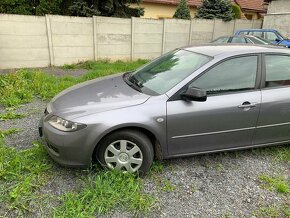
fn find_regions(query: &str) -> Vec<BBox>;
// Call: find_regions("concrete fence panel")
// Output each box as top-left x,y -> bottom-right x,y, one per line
0,14 -> 50,69
213,20 -> 235,39
234,20 -> 254,32
133,18 -> 163,60
164,19 -> 191,53
95,16 -> 131,60
49,15 -> 94,66
190,19 -> 215,45
0,14 -> 263,69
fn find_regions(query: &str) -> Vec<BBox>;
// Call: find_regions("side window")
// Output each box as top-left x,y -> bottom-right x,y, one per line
250,31 -> 263,37
190,56 -> 258,94
265,55 -> 290,87
231,37 -> 246,43
265,32 -> 279,41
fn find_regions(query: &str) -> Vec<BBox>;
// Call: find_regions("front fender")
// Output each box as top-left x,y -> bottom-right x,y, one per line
74,96 -> 168,159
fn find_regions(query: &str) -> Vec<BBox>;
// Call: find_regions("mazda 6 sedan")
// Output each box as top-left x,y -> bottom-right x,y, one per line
39,45 -> 290,175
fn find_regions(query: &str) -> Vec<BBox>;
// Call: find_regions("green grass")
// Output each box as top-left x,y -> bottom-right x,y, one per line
0,59 -> 156,216
149,161 -> 164,175
0,139 -> 155,216
253,146 -> 290,164
0,141 -> 52,211
0,59 -> 148,107
0,111 -> 26,121
54,170 -> 155,217
254,203 -> 290,218
0,128 -> 21,139
259,174 -> 290,195
161,180 -> 175,192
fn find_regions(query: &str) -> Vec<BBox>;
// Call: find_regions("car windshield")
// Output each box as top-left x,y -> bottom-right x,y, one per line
125,50 -> 212,95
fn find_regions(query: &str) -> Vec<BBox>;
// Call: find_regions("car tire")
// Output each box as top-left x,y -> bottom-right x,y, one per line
97,130 -> 154,176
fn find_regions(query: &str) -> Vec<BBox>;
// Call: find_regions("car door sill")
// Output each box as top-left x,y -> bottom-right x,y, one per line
166,139 -> 290,159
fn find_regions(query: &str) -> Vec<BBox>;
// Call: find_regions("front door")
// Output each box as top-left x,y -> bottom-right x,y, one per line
167,55 -> 261,156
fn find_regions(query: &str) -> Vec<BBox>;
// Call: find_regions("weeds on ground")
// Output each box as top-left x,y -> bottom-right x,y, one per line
54,170 -> 155,217
161,180 -> 175,192
0,128 -> 21,139
259,174 -> 290,195
254,203 -> 290,218
62,59 -> 147,71
253,146 -> 290,164
0,60 -> 148,107
0,112 -> 26,121
0,141 -> 52,212
149,161 -> 164,175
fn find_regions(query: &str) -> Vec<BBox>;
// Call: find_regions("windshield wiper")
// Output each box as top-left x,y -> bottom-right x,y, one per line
123,72 -> 142,92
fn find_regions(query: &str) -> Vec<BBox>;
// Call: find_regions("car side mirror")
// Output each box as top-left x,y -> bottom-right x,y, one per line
275,38 -> 281,42
180,87 -> 207,102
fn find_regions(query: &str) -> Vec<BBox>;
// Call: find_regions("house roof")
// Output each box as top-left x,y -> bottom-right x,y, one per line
142,0 -> 202,7
234,0 -> 266,12
142,0 -> 267,12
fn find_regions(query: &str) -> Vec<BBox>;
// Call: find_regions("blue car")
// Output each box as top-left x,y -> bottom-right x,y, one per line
235,29 -> 290,48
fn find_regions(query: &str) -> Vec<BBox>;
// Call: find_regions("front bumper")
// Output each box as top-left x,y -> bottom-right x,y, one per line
39,115 -> 93,168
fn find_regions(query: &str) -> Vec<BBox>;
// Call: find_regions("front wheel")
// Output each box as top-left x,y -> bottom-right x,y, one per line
96,130 -> 154,175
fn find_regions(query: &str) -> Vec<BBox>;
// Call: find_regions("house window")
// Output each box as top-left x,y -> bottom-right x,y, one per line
245,14 -> 253,20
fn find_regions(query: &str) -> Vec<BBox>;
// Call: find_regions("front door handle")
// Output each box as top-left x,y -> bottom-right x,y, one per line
238,101 -> 257,109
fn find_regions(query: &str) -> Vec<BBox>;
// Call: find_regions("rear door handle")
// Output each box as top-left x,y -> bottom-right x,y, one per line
238,101 -> 257,109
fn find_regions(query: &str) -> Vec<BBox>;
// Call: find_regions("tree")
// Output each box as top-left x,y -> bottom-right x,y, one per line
0,0 -> 144,18
36,0 -> 63,16
0,0 -> 33,15
63,0 -> 144,18
196,0 -> 234,22
173,0 -> 191,20
232,3 -> 241,19
68,0 -> 99,17
0,0 -> 63,16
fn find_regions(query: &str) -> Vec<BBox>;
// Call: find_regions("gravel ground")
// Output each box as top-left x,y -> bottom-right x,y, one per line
1,69 -> 289,217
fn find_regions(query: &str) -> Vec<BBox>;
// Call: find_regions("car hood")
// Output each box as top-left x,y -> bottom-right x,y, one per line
49,74 -> 150,120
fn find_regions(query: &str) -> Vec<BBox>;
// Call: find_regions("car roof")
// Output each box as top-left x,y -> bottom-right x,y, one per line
236,29 -> 277,32
217,35 -> 258,38
184,44 -> 290,57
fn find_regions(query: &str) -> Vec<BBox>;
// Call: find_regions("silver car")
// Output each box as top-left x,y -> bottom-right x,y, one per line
39,45 -> 290,175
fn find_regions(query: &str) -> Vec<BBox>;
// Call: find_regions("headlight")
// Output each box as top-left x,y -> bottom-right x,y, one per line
48,116 -> 87,132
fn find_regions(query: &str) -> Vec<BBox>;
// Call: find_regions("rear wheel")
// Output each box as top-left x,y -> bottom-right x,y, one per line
97,130 -> 154,175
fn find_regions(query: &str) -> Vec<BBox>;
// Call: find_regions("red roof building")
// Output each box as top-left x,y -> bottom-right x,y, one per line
137,0 -> 267,19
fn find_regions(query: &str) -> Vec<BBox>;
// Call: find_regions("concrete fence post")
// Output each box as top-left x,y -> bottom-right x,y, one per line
131,17 -> 135,61
188,19 -> 193,46
93,16 -> 98,61
233,19 -> 237,34
45,15 -> 54,66
161,19 -> 166,55
211,19 -> 216,40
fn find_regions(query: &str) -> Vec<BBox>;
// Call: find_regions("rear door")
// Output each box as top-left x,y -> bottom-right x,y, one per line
254,54 -> 290,144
